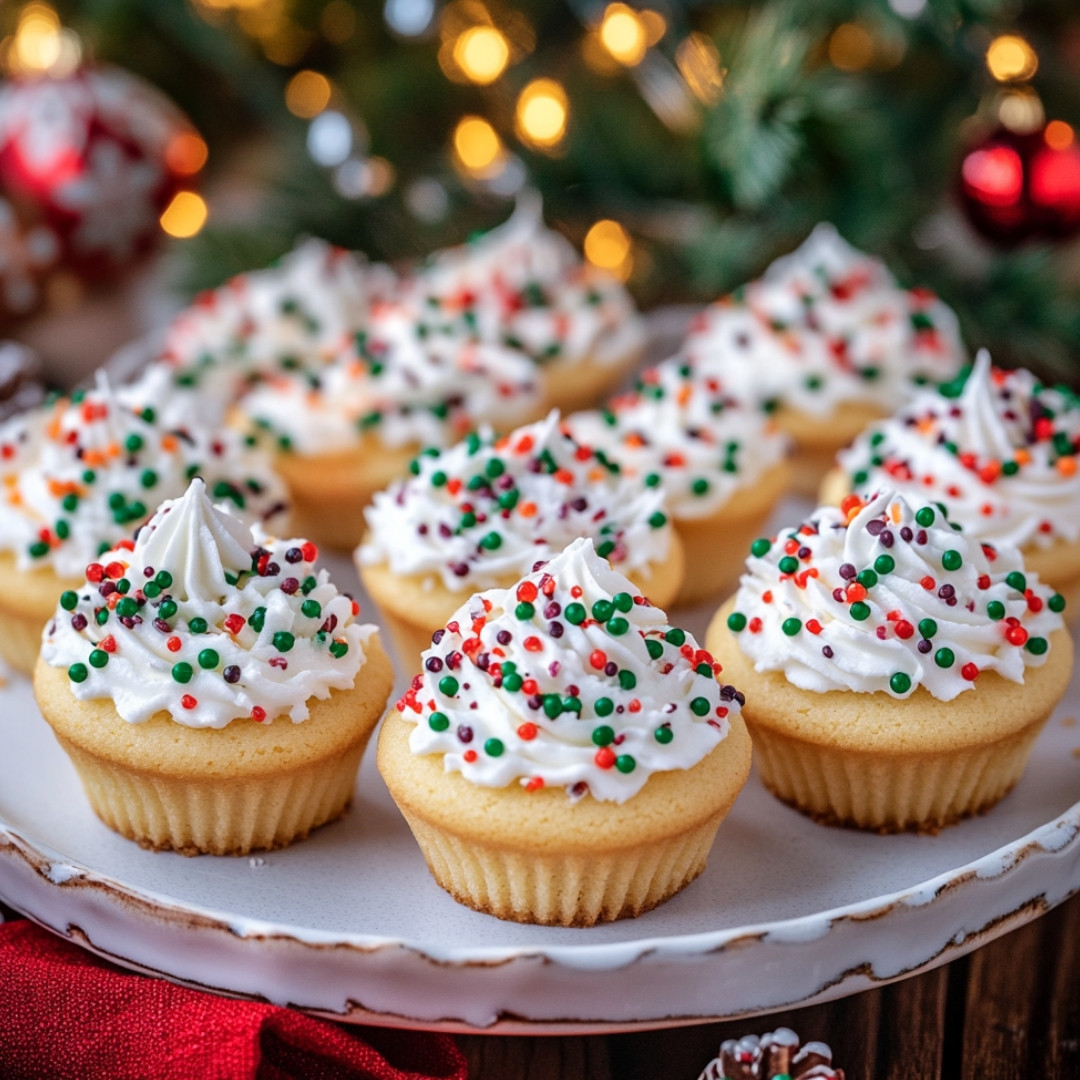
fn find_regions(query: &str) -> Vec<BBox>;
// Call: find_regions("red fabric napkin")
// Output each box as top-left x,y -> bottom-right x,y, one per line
0,919 -> 468,1080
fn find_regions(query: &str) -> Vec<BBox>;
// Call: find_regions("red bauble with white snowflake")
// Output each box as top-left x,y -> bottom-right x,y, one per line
0,64 -> 200,282
959,123 -> 1080,246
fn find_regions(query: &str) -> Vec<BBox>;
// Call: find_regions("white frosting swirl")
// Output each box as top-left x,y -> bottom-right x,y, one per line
359,411 -> 673,590
683,223 -> 966,418
0,373 -> 287,577
238,302 -> 541,455
836,351 -> 1080,550
728,489 -> 1065,701
398,537 -> 736,802
406,192 -> 646,369
40,479 -> 375,729
564,354 -> 788,519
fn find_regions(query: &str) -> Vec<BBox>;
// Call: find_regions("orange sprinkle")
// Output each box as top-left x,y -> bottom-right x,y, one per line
519,501 -> 537,518
625,433 -> 646,448
83,450 -> 104,467
160,434 -> 178,452
676,385 -> 692,406
1058,456 -> 1077,476
1014,448 -> 1031,465
890,502 -> 902,524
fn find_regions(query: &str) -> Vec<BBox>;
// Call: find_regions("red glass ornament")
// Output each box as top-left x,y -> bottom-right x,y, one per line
959,123 -> 1080,245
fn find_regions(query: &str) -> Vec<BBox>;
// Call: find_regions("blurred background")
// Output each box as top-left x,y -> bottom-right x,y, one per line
0,0 -> 1078,381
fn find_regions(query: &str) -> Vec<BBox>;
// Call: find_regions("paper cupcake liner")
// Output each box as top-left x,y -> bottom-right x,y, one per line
55,731 -> 370,855
747,714 -> 1049,834
398,806 -> 724,927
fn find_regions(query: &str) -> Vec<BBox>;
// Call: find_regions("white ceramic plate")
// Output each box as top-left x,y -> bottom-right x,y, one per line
3,543 -> 1080,1034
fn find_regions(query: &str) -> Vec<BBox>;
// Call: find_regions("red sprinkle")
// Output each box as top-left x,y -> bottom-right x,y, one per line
100,635 -> 117,653
920,576 -> 935,591
224,614 -> 245,634
105,561 -> 125,580
463,749 -> 478,763
517,722 -> 538,740
628,699 -> 641,713
166,636 -> 181,652
522,678 -> 539,695
516,581 -> 538,603
845,583 -> 867,603
895,620 -> 914,639
594,747 -> 616,769
524,777 -> 544,792
570,585 -> 583,598
590,650 -> 607,669
300,541 -> 318,562
251,706 -> 267,722
86,563 -> 105,583
961,663 -> 979,681
1006,625 -> 1029,646
523,636 -> 542,652
181,695 -> 197,710
748,617 -> 762,633
806,619 -> 822,635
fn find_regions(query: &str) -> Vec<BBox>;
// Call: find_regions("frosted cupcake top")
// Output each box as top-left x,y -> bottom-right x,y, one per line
835,351 -> 1080,551
359,411 -> 674,591
683,224 -> 965,418
406,193 -> 646,370
398,538 -> 738,803
40,479 -> 376,729
0,374 -> 287,578
564,355 -> 787,520
238,303 -> 542,456
140,238 -> 398,419
726,489 -> 1065,701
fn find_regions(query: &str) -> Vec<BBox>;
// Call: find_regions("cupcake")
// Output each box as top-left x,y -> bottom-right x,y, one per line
357,411 -> 683,663
683,223 -> 966,494
0,374 -> 287,674
235,301 -> 544,550
706,489 -> 1072,832
128,237 -> 398,429
378,537 -> 752,926
823,351 -> 1080,611
699,1028 -> 845,1080
406,193 -> 646,414
566,354 -> 790,605
34,479 -> 392,856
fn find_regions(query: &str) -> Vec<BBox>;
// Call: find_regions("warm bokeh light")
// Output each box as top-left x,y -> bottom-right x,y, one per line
986,35 -> 1038,82
676,32 -> 724,105
998,89 -> 1045,134
9,3 -> 81,76
515,79 -> 568,148
584,219 -> 633,281
160,192 -> 209,239
640,10 -> 666,47
599,3 -> 647,67
453,25 -> 509,84
453,115 -> 503,175
165,132 -> 209,176
961,147 -> 1024,207
285,70 -> 332,118
1045,120 -> 1075,151
828,23 -> 875,72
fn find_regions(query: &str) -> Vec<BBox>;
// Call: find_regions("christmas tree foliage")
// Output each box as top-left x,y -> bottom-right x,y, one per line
20,0 -> 1080,377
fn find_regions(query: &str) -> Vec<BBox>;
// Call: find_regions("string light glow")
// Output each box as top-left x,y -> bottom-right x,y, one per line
165,132 -> 209,176
584,219 -> 633,281
285,70 -> 332,118
676,32 -> 724,105
1046,121 -> 1076,151
599,4 -> 647,67
453,25 -> 510,84
160,192 -> 208,239
987,35 -> 1038,83
7,3 -> 81,76
998,88 -> 1045,134
515,79 -> 568,148
828,23 -> 875,72
453,115 -> 504,176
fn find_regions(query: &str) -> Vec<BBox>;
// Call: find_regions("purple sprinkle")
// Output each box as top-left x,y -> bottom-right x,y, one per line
70,614 -> 87,631
616,704 -> 625,714
496,629 -> 512,645
571,781 -> 588,798
457,725 -> 473,743
879,530 -> 894,548
154,618 -> 171,633
451,562 -> 470,577
570,497 -> 588,512
269,656 -> 287,669
832,588 -> 846,602
548,660 -> 561,677
476,653 -> 490,670
798,546 -> 812,559
916,530 -> 928,545
900,527 -> 913,541
544,601 -> 561,618
665,703 -> 677,713
918,639 -> 932,653
946,596 -> 958,606
604,661 -> 618,676
532,560 -> 547,572
876,626 -> 887,639
119,616 -> 136,629
98,581 -> 116,598
438,523 -> 452,539
281,577 -> 299,595
548,621 -> 564,638
432,629 -> 445,645
866,519 -> 885,536
425,657 -> 444,672
446,652 -> 461,670
822,645 -> 834,658
143,566 -> 155,578
527,694 -> 543,711
417,523 -> 429,535
263,561 -> 280,577
839,563 -> 857,580
285,547 -> 303,563
938,584 -> 955,599
223,665 -> 241,683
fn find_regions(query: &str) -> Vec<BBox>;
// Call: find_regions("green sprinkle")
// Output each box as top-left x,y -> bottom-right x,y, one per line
691,478 -> 709,496
648,511 -> 667,528
158,599 -> 178,620
942,550 -> 963,572
439,675 -> 459,696
82,469 -> 96,484
301,576 -> 317,595
329,640 -> 348,658
607,616 -> 629,635
1050,593 -> 1067,613
497,489 -> 519,511
850,601 -> 871,621
615,754 -> 636,774
115,578 -> 130,595
115,597 -> 138,619
874,555 -> 895,575
646,639 -> 664,660
502,672 -> 523,692
565,603 -> 586,625
428,712 -> 449,732
1002,460 -> 1020,476
915,507 -> 936,527
61,493 -> 79,512
431,470 -> 447,487
934,647 -> 955,669
198,649 -> 219,670
781,618 -> 802,636
562,696 -> 582,714
28,541 -> 49,559
778,556 -> 799,575
618,670 -> 637,690
690,697 -> 711,716
644,472 -> 662,488
543,694 -> 563,719
68,663 -> 88,683
1006,571 -> 1027,593
890,672 -> 912,695
172,662 -> 193,684
124,433 -> 144,453
654,726 -> 673,744
60,590 -> 78,611
89,649 -> 108,669
95,608 -> 109,626
479,531 -> 502,551
1026,637 -> 1049,655
987,600 -> 1006,620
485,457 -> 505,478
249,607 -> 266,632
155,570 -> 173,588
515,601 -> 535,620
665,628 -> 686,646
751,538 -> 770,557
596,540 -> 616,559
594,697 -> 614,717
592,599 -> 614,622
918,618 -> 938,638
856,569 -> 878,589
592,725 -> 615,746
143,581 -> 161,599
613,592 -> 633,613
484,738 -> 504,757
189,617 -> 208,634
727,612 -> 747,632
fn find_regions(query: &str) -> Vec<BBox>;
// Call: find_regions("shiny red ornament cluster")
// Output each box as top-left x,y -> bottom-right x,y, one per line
0,63 -> 200,320
959,124 -> 1080,245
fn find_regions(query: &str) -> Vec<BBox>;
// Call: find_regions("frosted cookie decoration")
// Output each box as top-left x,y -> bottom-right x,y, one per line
129,238 -> 398,428
683,223 -> 965,493
407,193 -> 646,414
34,479 -> 393,855
706,489 -> 1071,832
698,1028 -> 845,1080
235,300 -> 544,550
378,538 -> 752,925
566,354 -> 790,603
358,410 -> 683,662
824,350 -> 1080,610
0,374 -> 287,674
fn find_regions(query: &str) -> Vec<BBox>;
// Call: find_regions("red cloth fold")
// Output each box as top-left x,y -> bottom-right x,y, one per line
0,919 -> 468,1080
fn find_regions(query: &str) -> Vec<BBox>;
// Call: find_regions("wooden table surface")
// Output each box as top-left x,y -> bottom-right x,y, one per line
4,889 -> 1078,1078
